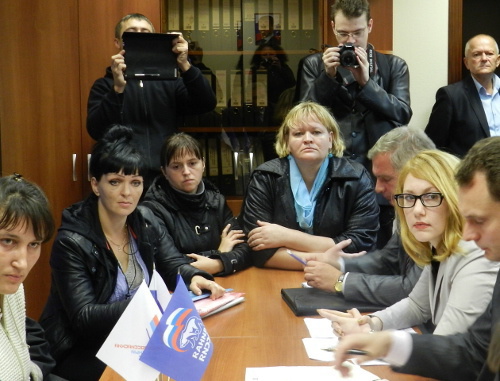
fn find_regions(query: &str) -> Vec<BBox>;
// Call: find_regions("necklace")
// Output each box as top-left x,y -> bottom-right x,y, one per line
105,224 -> 128,252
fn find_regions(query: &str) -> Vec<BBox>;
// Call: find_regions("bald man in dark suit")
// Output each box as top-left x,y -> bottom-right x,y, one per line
425,34 -> 500,157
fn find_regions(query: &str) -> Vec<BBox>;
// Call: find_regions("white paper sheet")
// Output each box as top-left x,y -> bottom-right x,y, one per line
245,364 -> 381,381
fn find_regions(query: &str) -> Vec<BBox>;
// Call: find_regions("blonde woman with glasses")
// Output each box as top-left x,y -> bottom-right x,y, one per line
319,150 -> 499,336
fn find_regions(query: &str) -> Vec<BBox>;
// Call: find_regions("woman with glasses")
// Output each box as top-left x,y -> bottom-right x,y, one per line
142,132 -> 252,275
40,126 -> 225,380
318,150 -> 499,336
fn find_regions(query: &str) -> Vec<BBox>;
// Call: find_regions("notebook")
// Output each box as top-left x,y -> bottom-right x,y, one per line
123,32 -> 179,80
281,287 -> 385,316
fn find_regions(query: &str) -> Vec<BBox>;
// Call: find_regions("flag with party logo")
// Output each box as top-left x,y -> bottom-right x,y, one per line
97,281 -> 162,381
140,274 -> 213,381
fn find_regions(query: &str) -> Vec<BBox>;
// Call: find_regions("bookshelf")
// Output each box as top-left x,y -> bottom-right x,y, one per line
163,0 -> 393,211
163,0 -> 324,206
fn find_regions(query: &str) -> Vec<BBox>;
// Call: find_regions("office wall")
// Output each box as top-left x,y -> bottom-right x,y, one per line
393,0 -> 449,130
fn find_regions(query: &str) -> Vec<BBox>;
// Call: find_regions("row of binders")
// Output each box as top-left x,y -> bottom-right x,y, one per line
183,105 -> 273,128
196,133 -> 267,196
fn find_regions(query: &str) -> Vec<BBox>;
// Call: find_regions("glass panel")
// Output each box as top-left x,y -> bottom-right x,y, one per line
165,0 -> 322,195
165,0 -> 321,126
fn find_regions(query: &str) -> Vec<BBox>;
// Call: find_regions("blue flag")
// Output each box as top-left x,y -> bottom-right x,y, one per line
140,275 -> 213,381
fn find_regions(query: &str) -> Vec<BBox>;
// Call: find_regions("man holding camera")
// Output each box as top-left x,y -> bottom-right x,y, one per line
297,0 -> 412,248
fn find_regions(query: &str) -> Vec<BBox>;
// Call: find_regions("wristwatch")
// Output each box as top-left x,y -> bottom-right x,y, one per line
334,273 -> 345,293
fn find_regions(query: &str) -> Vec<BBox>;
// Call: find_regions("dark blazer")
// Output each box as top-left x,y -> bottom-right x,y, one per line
425,75 -> 490,157
342,232 -> 423,306
394,271 -> 500,381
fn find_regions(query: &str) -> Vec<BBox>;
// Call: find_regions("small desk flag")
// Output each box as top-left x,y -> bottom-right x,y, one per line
140,274 -> 213,381
96,281 -> 162,381
149,269 -> 172,313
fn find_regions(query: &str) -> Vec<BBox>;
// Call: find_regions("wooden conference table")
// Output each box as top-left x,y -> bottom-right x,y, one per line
103,267 -> 437,380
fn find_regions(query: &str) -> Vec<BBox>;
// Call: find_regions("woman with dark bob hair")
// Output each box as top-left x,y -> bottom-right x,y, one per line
0,174 -> 56,380
40,125 -> 224,380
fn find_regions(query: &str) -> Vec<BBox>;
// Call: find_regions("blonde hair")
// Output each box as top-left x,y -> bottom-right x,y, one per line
274,101 -> 345,158
395,150 -> 462,266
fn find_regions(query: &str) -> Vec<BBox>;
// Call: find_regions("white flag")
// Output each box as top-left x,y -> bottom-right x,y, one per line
149,269 -> 172,313
97,281 -> 161,381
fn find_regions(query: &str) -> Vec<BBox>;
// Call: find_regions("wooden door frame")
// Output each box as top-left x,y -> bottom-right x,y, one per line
448,0 -> 463,84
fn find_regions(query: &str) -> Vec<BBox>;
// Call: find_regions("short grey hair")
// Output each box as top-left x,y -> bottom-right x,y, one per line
367,126 -> 436,171
464,34 -> 499,56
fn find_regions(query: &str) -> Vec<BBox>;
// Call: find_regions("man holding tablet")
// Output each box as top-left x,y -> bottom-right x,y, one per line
87,13 -> 216,189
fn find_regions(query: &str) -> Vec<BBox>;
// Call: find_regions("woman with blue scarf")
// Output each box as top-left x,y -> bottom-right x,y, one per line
242,101 -> 379,269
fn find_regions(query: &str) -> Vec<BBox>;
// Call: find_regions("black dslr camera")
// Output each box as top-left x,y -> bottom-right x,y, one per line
339,44 -> 358,67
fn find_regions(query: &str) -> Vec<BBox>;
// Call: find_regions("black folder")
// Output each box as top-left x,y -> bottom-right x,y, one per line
123,32 -> 179,80
281,287 -> 385,316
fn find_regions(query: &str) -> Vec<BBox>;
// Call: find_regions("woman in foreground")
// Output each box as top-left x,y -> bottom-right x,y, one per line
0,174 -> 55,380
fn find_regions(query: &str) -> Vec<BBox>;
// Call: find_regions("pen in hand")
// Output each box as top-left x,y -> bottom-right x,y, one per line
321,347 -> 370,356
286,249 -> 307,265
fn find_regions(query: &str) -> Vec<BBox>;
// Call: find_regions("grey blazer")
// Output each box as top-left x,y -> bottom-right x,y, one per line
394,270 -> 500,381
375,240 -> 499,335
343,233 -> 422,306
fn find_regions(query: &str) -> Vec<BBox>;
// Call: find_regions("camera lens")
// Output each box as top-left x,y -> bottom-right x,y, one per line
340,51 -> 357,66
339,46 -> 358,67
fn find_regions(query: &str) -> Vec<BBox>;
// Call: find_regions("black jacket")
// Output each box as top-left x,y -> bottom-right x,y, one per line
142,176 -> 252,276
86,66 -> 216,171
40,195 -> 213,362
297,51 -> 412,169
241,157 -> 379,267
425,75 -> 491,157
26,317 -> 58,380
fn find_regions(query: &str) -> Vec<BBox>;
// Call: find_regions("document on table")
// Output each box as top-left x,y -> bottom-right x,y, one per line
302,317 -> 416,365
245,364 -> 381,381
304,317 -> 335,338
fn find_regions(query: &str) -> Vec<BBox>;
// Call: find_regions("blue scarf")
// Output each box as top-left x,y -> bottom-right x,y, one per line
288,154 -> 331,233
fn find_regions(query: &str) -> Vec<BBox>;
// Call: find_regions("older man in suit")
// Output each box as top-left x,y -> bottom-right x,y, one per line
333,137 -> 500,381
425,34 -> 500,157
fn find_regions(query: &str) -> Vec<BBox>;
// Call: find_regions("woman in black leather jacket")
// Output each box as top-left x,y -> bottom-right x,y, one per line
142,133 -> 252,276
40,126 -> 224,381
242,101 -> 379,269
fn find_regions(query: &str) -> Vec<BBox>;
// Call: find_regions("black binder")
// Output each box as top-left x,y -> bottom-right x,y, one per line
281,287 -> 385,317
123,32 -> 179,80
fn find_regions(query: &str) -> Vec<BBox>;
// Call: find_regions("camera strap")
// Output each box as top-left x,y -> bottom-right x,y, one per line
366,44 -> 377,77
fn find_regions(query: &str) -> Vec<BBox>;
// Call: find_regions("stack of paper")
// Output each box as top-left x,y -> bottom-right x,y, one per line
194,291 -> 245,318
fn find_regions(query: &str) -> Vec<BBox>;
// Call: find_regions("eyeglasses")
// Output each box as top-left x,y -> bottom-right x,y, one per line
333,27 -> 366,40
394,192 -> 445,208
